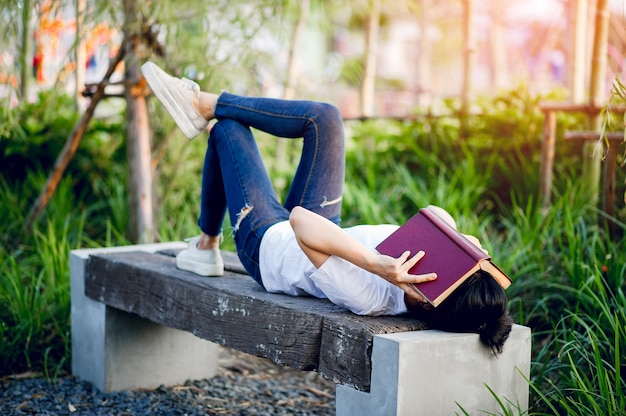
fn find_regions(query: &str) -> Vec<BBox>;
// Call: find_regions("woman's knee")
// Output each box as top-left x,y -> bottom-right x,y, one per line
312,102 -> 342,125
212,118 -> 244,135
210,119 -> 253,145
310,102 -> 344,143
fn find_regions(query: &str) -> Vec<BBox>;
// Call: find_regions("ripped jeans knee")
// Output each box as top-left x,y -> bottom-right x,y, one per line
233,205 -> 253,234
320,195 -> 342,208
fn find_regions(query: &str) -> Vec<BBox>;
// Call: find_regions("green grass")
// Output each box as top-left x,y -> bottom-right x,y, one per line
1,88 -> 625,415
0,177 -> 83,375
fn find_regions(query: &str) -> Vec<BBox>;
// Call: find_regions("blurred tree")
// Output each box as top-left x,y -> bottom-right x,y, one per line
568,0 -> 589,103
123,0 -> 153,243
273,0 -> 312,177
589,0 -> 610,128
0,0 -> 35,100
74,0 -> 87,111
349,0 -> 419,117
361,0 -> 380,117
416,0 -> 432,107
582,0 -> 610,209
489,0 -> 507,90
19,0 -> 33,99
460,0 -> 475,138
283,0 -> 310,100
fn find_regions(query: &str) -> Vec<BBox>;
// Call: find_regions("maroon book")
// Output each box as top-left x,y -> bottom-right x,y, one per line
375,208 -> 512,307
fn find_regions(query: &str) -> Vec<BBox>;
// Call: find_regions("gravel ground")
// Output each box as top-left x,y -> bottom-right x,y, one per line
1,347 -> 336,416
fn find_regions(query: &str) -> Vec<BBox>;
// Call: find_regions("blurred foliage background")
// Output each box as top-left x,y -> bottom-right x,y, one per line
1,0 -> 625,414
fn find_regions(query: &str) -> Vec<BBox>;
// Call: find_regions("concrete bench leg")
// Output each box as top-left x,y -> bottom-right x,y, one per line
336,325 -> 531,416
70,243 -> 219,392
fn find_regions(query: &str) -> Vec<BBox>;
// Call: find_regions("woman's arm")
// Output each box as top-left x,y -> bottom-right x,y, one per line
289,206 -> 437,303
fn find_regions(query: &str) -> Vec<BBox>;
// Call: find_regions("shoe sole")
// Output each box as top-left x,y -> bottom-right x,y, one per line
176,256 -> 224,277
141,62 -> 200,139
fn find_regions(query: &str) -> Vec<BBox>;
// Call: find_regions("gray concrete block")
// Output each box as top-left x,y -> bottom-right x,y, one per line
70,243 -> 219,392
336,325 -> 531,416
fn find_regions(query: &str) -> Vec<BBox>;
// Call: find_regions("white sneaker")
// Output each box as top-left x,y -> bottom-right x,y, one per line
140,62 -> 209,139
176,237 -> 224,277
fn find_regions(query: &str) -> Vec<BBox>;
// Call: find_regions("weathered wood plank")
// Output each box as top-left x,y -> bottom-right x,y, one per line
319,314 -> 427,391
85,251 -> 332,370
85,250 -> 425,391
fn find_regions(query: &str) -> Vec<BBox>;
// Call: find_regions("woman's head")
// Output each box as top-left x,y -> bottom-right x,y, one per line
421,270 -> 513,354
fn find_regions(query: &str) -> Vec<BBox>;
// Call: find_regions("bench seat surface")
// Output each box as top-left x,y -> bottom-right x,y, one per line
85,250 -> 427,391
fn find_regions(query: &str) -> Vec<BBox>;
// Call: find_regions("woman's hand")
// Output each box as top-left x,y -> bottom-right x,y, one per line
370,250 -> 437,304
289,206 -> 437,304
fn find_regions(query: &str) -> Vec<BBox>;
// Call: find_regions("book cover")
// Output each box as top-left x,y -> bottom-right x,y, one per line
375,208 -> 512,307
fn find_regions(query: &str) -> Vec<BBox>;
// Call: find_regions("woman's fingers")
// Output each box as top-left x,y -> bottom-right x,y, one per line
411,271 -> 437,283
388,251 -> 436,308
400,251 -> 436,283
397,250 -> 412,263
377,250 -> 436,287
402,250 -> 424,269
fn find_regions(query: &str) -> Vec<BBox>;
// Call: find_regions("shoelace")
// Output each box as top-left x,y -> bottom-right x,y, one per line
178,77 -> 200,93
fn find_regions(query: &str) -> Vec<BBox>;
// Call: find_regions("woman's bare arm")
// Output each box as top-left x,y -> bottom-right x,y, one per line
288,206 -> 436,302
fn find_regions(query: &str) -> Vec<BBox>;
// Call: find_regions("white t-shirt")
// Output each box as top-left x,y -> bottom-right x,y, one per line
258,220 -> 407,316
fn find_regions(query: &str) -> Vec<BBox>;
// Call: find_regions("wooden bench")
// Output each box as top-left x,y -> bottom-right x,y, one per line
70,242 -> 531,415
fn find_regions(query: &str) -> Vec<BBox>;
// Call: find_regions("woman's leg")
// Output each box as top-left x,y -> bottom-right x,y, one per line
209,118 -> 290,285
196,95 -> 345,283
197,135 -> 227,239
140,62 -> 345,222
215,93 -> 345,224
173,137 -> 227,276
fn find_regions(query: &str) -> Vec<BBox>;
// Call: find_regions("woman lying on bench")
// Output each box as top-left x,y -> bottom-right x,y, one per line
140,62 -> 513,354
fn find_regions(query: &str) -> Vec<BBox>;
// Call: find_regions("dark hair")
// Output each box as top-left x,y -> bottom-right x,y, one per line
416,270 -> 513,355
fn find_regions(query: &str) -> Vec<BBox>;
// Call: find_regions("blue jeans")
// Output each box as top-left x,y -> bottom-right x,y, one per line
198,92 -> 345,286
